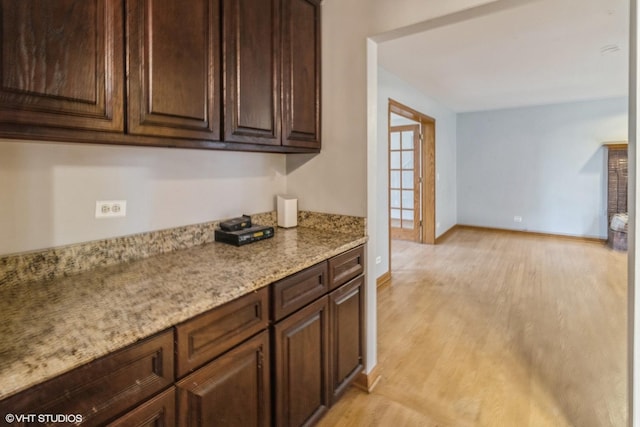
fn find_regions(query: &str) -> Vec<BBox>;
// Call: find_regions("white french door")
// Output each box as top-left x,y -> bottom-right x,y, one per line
389,124 -> 421,242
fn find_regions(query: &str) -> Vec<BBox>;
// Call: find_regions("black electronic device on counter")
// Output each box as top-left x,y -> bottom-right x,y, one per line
214,224 -> 274,246
219,215 -> 252,231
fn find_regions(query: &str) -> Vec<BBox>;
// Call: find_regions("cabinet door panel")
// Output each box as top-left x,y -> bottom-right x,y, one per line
223,0 -> 280,144
281,0 -> 320,148
176,331 -> 270,427
127,0 -> 220,140
329,275 -> 365,402
0,0 -> 124,131
274,296 -> 329,427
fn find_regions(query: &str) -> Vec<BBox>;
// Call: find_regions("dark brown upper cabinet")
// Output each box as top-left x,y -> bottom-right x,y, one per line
0,0 -> 124,132
282,0 -> 321,149
127,0 -> 221,140
0,0 -> 320,152
223,0 -> 280,145
224,0 -> 320,150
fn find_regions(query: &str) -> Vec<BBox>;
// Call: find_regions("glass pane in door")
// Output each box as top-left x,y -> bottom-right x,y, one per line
391,171 -> 401,189
402,171 -> 413,189
390,190 -> 401,208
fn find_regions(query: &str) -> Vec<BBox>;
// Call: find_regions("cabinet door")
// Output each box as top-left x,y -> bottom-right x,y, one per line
281,0 -> 321,149
0,0 -> 124,132
107,387 -> 176,427
223,0 -> 280,145
127,0 -> 220,140
274,296 -> 330,427
176,331 -> 270,427
329,275 -> 365,403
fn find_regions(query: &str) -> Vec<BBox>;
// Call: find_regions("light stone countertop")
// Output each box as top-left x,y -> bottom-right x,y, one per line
0,227 -> 367,400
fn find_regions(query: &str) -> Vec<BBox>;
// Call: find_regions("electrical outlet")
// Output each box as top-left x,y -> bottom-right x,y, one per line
376,256 -> 382,264
514,216 -> 523,223
96,200 -> 127,218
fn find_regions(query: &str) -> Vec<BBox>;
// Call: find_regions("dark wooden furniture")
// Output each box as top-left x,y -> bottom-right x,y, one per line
0,245 -> 364,427
176,331 -> 271,427
272,246 -> 366,426
605,143 -> 628,250
127,0 -> 221,140
281,0 -> 321,149
223,0 -> 280,145
273,296 -> 331,427
174,289 -> 270,426
0,330 -> 174,426
106,387 -> 176,427
0,0 -> 320,153
223,0 -> 320,149
175,287 -> 268,377
0,0 -> 124,132
327,246 -> 365,291
329,275 -> 365,403
327,245 -> 365,402
271,262 -> 328,321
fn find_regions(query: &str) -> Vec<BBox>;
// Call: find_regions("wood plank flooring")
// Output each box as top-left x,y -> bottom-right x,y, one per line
318,228 -> 628,426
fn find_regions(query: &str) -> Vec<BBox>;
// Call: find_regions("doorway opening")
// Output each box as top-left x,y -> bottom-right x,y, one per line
388,99 -> 436,275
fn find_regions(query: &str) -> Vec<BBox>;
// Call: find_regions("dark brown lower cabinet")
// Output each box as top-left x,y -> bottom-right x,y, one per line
273,296 -> 330,427
0,246 -> 365,427
329,275 -> 365,403
107,387 -> 176,427
0,330 -> 174,427
176,331 -> 270,427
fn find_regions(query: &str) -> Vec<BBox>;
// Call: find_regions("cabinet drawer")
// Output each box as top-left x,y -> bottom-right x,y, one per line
107,387 -> 176,427
328,246 -> 365,290
271,262 -> 328,321
175,287 -> 268,377
0,330 -> 174,427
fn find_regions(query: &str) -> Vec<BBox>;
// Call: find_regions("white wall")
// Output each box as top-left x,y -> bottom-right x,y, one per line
376,67 -> 458,278
368,0 -> 496,36
286,0 -> 497,216
457,98 -> 628,238
285,0 -> 370,217
0,140 -> 286,255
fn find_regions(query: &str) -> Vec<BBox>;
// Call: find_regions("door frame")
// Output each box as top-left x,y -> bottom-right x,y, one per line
387,99 -> 436,276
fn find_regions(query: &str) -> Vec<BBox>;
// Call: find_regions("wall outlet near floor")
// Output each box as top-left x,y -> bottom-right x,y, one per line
96,200 -> 127,218
514,216 -> 523,223
376,256 -> 382,265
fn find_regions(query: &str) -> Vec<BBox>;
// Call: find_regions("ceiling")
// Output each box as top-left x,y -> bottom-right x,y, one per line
377,0 -> 629,112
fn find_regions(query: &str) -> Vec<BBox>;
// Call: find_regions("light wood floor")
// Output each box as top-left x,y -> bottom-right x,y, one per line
318,228 -> 628,426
